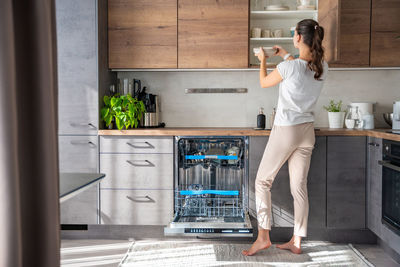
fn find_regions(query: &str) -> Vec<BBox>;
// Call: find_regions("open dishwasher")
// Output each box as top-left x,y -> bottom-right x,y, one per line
164,136 -> 253,237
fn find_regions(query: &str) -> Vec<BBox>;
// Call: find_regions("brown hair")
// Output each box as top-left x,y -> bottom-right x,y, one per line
296,19 -> 325,80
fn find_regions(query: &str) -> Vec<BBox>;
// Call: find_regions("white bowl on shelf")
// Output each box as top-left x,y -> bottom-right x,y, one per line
265,5 -> 290,11
253,47 -> 277,57
297,5 -> 316,10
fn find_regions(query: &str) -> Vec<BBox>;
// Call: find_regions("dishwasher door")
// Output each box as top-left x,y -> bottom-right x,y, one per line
164,136 -> 253,237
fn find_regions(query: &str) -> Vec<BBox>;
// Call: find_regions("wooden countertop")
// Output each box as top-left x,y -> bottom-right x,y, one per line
98,127 -> 400,141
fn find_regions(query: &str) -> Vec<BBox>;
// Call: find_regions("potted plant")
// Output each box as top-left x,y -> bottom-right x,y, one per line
101,94 -> 146,130
323,100 -> 345,128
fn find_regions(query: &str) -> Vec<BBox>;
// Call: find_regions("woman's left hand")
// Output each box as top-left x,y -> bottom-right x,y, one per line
255,47 -> 267,61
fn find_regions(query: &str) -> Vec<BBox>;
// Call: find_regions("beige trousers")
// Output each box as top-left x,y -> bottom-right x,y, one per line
255,122 -> 315,237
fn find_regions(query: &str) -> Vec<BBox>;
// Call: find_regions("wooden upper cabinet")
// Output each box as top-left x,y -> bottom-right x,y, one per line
108,0 -> 177,69
371,0 -> 400,67
319,0 -> 371,67
178,0 -> 249,69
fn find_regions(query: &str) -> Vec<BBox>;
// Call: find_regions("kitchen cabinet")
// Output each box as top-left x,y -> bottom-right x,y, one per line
57,0 -> 99,135
370,0 -> 400,67
366,137 -> 382,236
108,0 -> 178,69
58,136 -> 99,224
318,0 -> 371,67
178,0 -> 249,68
249,2 -> 318,68
57,0 -> 114,225
99,136 -> 174,225
327,136 -> 366,229
249,136 -> 326,228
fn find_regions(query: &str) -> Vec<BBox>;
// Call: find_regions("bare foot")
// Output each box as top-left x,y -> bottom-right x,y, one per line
242,239 -> 272,256
276,241 -> 302,254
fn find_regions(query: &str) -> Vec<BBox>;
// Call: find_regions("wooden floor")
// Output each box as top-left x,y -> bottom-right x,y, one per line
60,239 -> 400,267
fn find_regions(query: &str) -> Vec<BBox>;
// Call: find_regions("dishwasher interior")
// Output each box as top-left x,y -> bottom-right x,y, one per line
164,136 -> 253,237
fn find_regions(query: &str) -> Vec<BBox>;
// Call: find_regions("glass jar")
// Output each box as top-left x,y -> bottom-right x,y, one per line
345,106 -> 363,129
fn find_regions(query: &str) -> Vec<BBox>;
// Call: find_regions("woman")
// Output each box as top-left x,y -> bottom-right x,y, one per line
243,19 -> 328,256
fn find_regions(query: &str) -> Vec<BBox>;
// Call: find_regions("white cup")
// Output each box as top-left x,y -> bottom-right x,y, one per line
298,0 -> 311,6
272,29 -> 283,38
251,27 -> 261,38
261,29 -> 271,38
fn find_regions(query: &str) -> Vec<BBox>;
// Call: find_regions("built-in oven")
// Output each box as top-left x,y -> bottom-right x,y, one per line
379,140 -> 400,235
164,136 -> 253,237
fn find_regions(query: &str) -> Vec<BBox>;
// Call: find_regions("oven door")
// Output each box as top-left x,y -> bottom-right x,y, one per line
379,160 -> 400,234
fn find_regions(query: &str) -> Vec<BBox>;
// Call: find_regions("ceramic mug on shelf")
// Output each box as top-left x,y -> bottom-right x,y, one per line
251,27 -> 262,38
261,29 -> 271,38
272,29 -> 283,38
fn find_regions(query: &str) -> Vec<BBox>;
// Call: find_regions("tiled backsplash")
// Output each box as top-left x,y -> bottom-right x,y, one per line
118,70 -> 400,128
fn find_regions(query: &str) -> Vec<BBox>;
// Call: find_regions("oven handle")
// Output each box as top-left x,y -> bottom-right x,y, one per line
378,160 -> 400,172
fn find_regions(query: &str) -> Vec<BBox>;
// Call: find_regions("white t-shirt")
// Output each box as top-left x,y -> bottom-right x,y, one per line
274,58 -> 328,126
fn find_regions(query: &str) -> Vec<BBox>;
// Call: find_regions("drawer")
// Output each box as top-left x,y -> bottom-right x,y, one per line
100,136 -> 173,154
100,189 -> 173,225
100,154 -> 173,189
58,135 -> 98,172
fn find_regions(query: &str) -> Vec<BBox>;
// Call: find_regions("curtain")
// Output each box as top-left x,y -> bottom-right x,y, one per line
0,0 -> 60,266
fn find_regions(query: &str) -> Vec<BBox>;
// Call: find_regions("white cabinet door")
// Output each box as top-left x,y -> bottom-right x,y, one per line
59,135 -> 99,224
56,0 -> 98,135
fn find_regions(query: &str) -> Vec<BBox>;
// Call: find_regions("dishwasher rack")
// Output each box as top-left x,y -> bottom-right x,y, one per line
175,185 -> 244,218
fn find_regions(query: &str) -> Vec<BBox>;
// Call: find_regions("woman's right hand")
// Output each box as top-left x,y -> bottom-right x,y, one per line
273,45 -> 288,59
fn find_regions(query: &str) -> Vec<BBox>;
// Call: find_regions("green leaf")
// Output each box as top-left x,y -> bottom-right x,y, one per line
105,114 -> 112,126
323,100 -> 342,112
124,119 -> 130,128
115,117 -> 122,130
113,106 -> 122,113
122,98 -> 130,108
110,97 -> 118,107
100,107 -> 109,119
104,95 -> 110,106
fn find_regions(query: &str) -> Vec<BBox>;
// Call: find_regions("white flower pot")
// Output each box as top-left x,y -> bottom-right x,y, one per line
328,112 -> 345,128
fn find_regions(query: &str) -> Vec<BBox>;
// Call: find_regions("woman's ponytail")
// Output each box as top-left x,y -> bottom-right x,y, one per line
296,19 -> 325,80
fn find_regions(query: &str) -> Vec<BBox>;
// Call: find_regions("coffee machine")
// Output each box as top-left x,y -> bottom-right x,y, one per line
393,101 -> 400,130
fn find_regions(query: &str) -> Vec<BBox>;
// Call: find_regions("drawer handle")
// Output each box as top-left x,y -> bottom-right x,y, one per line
70,140 -> 96,147
69,122 -> 97,129
368,142 -> 380,147
126,141 -> 154,149
126,195 -> 155,203
126,160 -> 155,167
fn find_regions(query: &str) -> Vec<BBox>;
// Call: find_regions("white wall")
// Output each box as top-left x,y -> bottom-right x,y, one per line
118,70 -> 400,128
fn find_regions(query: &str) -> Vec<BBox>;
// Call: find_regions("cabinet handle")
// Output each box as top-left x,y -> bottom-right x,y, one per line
378,160 -> 400,172
126,141 -> 154,149
126,160 -> 155,167
70,140 -> 96,147
69,122 -> 97,129
368,142 -> 380,147
126,195 -> 155,203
